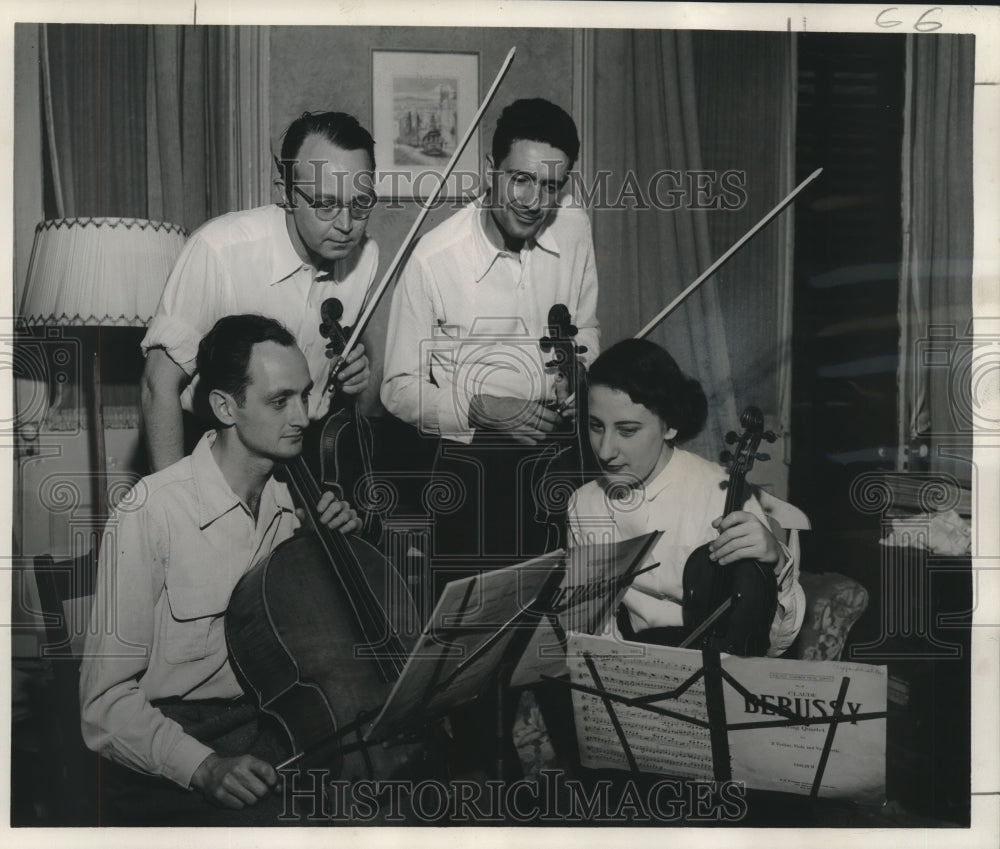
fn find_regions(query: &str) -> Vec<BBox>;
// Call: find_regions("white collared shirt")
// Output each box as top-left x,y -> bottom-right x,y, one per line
142,204 -> 379,419
79,432 -> 299,788
381,199 -> 600,442
566,447 -> 805,656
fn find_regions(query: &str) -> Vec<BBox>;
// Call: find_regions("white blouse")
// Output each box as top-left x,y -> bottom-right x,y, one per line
566,447 -> 805,656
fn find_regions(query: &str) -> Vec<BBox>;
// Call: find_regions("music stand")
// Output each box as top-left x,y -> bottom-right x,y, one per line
365,550 -> 567,748
560,633 -> 888,799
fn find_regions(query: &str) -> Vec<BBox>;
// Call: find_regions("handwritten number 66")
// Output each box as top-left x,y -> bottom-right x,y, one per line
876,7 -> 943,32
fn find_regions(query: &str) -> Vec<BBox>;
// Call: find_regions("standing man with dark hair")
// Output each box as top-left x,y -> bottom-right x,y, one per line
82,314 -> 361,825
382,98 -> 600,570
142,111 -> 378,473
381,99 -> 600,782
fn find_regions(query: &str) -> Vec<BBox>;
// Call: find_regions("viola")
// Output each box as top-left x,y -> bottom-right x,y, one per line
531,303 -> 600,550
311,296 -> 383,544
680,406 -> 778,657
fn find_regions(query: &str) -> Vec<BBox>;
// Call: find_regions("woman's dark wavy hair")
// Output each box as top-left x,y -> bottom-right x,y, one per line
197,314 -> 296,407
587,338 -> 707,443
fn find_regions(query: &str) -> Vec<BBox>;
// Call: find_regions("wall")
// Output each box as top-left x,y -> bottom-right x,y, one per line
268,26 -> 576,414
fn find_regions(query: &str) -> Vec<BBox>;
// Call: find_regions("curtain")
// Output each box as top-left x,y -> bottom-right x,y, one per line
898,35 -> 975,484
41,24 -> 261,229
591,30 -> 795,465
41,25 -> 149,220
38,24 -> 269,429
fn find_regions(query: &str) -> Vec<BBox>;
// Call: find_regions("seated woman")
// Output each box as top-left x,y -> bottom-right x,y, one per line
567,338 -> 804,656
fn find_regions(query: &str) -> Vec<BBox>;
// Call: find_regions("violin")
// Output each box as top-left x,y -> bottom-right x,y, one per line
531,303 -> 601,551
680,406 -> 778,657
312,296 -> 383,544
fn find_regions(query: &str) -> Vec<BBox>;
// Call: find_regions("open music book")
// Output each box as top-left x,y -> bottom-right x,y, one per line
567,632 -> 887,802
366,533 -> 659,742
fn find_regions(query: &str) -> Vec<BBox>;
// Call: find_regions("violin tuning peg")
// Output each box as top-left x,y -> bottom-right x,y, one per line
755,452 -> 770,462
725,431 -> 739,445
576,344 -> 588,355
719,450 -> 733,464
764,431 -> 777,443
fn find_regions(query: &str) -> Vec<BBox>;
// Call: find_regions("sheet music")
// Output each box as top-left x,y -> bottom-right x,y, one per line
723,655 -> 887,802
365,551 -> 563,742
510,532 -> 661,687
567,632 -> 715,779
566,632 -> 887,801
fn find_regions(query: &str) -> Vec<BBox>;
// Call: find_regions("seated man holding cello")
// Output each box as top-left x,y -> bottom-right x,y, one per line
80,314 -> 361,825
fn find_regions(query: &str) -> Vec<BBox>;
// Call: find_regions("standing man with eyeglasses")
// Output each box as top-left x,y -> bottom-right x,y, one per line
381,97 -> 600,783
382,98 -> 600,570
141,111 -> 378,473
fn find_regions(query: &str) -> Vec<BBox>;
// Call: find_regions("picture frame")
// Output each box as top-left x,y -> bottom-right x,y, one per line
371,49 -> 480,201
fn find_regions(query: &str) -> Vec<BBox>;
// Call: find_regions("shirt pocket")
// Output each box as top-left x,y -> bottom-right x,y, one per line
161,579 -> 231,665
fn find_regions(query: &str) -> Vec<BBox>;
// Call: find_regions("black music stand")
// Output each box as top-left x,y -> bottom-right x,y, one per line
364,551 -> 567,758
280,536 -> 661,778
273,551 -> 566,779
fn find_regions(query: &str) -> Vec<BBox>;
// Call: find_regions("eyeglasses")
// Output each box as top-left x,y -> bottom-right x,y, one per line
289,184 -> 377,221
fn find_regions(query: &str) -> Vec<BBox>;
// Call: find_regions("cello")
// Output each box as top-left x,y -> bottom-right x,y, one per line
224,48 -> 518,792
225,455 -> 422,780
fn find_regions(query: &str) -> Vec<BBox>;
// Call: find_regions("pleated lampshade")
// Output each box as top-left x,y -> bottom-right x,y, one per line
20,217 -> 187,326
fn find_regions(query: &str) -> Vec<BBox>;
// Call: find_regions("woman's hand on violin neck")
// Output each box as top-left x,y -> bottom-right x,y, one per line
297,491 -> 362,535
336,342 -> 370,396
468,394 -> 562,444
708,511 -> 783,568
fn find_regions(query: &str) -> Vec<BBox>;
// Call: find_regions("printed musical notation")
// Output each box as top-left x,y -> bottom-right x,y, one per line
566,632 -> 888,801
568,632 -> 716,778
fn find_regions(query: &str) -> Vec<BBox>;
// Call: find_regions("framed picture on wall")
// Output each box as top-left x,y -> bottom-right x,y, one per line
371,49 -> 480,201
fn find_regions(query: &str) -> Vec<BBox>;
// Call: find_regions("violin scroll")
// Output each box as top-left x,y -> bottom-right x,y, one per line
528,303 -> 600,551
540,303 -> 588,408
